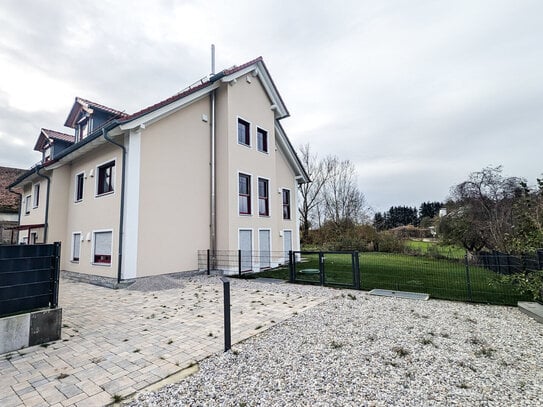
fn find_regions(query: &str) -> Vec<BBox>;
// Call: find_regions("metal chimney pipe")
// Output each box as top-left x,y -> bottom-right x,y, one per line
211,44 -> 216,75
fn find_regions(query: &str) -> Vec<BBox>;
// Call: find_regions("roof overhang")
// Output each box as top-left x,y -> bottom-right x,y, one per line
275,122 -> 310,184
33,130 -> 51,152
220,60 -> 289,120
116,82 -> 220,132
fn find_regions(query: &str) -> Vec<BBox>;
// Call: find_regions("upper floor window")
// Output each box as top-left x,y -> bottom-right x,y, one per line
239,173 -> 251,215
97,161 -> 115,196
77,116 -> 89,142
75,173 -> 84,202
258,178 -> 269,216
237,118 -> 250,146
44,146 -> 51,162
25,195 -> 31,215
33,184 -> 40,208
257,128 -> 268,153
282,189 -> 291,220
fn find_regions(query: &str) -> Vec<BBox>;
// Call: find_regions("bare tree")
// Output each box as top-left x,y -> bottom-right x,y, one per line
298,144 -> 332,241
442,166 -> 525,252
322,156 -> 368,226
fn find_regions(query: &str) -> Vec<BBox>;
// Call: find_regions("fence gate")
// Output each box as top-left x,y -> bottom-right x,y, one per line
0,243 -> 61,317
289,251 -> 360,289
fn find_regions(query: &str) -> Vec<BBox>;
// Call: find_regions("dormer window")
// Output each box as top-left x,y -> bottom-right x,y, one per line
77,115 -> 90,142
43,145 -> 51,162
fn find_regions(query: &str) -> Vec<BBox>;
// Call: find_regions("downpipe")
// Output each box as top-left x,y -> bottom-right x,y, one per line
36,167 -> 51,243
103,129 -> 126,284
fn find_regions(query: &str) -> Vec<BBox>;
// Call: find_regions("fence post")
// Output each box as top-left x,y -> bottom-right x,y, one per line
319,252 -> 325,286
207,249 -> 211,275
353,251 -> 361,290
50,242 -> 61,308
238,249 -> 242,277
464,252 -> 472,302
288,250 -> 294,283
220,277 -> 231,352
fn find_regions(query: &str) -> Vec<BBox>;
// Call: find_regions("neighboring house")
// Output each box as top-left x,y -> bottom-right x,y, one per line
9,57 -> 309,284
0,166 -> 26,243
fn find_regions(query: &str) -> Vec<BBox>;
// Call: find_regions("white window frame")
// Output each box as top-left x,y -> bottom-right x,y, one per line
257,176 -> 271,217
32,183 -> 40,208
91,229 -> 113,266
282,188 -> 292,220
25,195 -> 31,215
238,170 -> 253,216
237,116 -> 251,148
256,126 -> 269,154
95,159 -> 116,198
71,232 -> 82,263
74,171 -> 85,202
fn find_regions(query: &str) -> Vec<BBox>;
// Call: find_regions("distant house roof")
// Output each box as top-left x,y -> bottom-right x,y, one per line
64,97 -> 128,129
0,166 -> 26,212
33,128 -> 75,152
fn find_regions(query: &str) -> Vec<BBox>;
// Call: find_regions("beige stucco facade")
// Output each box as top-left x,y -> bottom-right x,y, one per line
13,58 -> 307,282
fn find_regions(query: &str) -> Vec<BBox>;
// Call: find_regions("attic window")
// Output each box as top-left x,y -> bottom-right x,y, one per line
79,120 -> 88,140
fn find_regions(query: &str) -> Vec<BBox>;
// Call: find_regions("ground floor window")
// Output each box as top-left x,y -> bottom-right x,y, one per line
72,233 -> 81,262
93,230 -> 112,265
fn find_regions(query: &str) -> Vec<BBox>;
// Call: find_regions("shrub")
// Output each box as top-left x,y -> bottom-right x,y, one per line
376,232 -> 405,253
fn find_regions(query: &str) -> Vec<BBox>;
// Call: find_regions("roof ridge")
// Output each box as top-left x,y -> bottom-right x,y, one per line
75,96 -> 128,117
119,56 -> 264,123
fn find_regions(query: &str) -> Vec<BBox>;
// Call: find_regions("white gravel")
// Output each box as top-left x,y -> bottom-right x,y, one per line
128,284 -> 543,406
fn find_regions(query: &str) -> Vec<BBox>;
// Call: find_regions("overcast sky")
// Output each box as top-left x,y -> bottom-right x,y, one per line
1,0 -> 542,212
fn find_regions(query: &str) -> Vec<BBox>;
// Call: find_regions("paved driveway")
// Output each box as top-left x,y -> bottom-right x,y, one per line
0,275 -> 332,407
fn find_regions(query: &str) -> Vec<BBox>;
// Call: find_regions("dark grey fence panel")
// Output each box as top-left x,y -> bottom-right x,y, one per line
0,243 -> 61,317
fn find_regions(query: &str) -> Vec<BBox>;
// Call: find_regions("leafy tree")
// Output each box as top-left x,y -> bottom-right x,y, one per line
419,201 -> 443,219
373,212 -> 386,231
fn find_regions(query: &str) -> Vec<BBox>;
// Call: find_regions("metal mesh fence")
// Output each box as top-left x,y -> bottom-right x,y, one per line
254,249 -> 539,306
197,250 -> 290,276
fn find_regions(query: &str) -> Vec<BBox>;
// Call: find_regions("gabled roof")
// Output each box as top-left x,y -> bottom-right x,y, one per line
64,97 -> 128,129
118,57 -> 269,125
33,128 -> 75,152
0,166 -> 26,212
12,56 -> 308,187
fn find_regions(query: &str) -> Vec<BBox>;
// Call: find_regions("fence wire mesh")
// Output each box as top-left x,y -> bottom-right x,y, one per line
250,249 -> 540,306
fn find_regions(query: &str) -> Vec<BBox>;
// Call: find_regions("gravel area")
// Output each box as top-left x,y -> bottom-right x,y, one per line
128,286 -> 543,406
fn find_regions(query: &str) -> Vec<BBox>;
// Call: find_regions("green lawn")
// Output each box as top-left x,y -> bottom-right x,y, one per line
404,240 -> 466,258
256,251 -> 531,306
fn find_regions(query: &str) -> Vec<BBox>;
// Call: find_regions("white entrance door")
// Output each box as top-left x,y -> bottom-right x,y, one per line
283,230 -> 292,262
239,230 -> 253,272
259,230 -> 271,269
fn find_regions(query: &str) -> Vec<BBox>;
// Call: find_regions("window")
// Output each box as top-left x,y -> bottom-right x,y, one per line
75,173 -> 84,201
258,178 -> 269,216
93,231 -> 112,265
237,118 -> 250,146
257,128 -> 268,153
72,233 -> 81,262
44,146 -> 51,162
239,173 -> 251,215
282,189 -> 291,220
25,195 -> 31,215
33,184 -> 40,208
97,161 -> 115,195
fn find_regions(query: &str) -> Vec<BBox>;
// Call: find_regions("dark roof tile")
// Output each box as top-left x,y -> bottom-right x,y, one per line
0,166 -> 26,212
